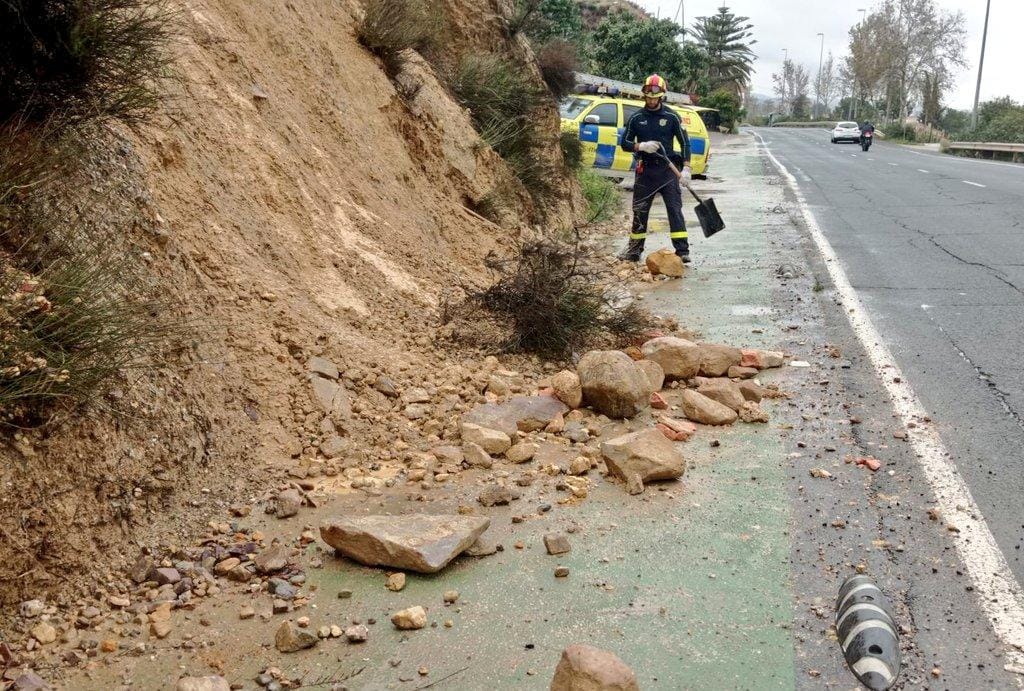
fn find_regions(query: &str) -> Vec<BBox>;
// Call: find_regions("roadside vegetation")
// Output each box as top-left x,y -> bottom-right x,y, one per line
0,0 -> 175,425
357,0 -> 440,77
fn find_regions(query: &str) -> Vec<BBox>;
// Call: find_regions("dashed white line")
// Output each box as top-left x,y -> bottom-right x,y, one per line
917,169 -> 930,173
753,131 -> 1024,687
888,163 -> 899,167
964,180 -> 987,188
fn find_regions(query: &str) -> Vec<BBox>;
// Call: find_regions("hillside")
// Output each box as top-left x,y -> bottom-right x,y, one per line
0,0 -> 581,612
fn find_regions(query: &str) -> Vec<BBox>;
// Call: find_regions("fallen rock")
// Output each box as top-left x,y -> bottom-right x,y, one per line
345,624 -> 369,642
30,622 -> 57,645
175,676 -> 231,691
391,606 -> 427,630
577,350 -> 648,419
544,533 -> 571,555
679,390 -> 738,426
568,456 -> 591,475
431,445 -> 464,464
645,248 -> 685,277
738,401 -> 769,423
308,373 -> 351,420
741,349 -> 785,369
11,672 -> 50,691
460,423 -> 511,456
254,545 -> 290,574
601,429 -> 685,495
650,392 -> 668,409
551,645 -> 639,691
478,485 -> 519,507
463,442 -> 493,468
506,442 -> 538,464
275,489 -> 302,519
20,599 -> 44,618
385,572 -> 406,592
635,359 -> 665,393
465,536 -> 498,557
308,356 -> 339,380
737,380 -> 766,403
697,343 -> 743,377
320,514 -> 489,573
641,337 -> 701,379
657,416 -> 697,441
551,370 -> 583,409
443,590 -> 460,604
696,379 -> 746,412
275,620 -> 318,653
728,365 -> 759,379
462,396 -> 569,436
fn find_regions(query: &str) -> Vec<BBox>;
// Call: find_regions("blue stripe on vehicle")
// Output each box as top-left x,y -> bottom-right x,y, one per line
690,137 -> 706,155
579,124 -> 599,143
594,143 -> 616,168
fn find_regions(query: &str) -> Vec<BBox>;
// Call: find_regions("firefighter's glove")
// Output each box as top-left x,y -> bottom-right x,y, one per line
637,141 -> 660,154
680,166 -> 692,184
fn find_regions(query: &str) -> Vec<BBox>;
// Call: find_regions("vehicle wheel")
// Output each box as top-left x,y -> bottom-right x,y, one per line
831,138 -> 836,144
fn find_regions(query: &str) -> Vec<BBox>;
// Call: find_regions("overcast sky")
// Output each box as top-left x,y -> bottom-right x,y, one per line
633,0 -> 1019,110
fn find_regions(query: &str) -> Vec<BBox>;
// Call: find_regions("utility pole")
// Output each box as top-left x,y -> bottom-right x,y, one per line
971,0 -> 992,130
854,9 -> 866,120
815,33 -> 825,120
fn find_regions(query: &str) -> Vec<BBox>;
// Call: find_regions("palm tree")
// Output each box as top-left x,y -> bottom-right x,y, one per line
691,7 -> 757,97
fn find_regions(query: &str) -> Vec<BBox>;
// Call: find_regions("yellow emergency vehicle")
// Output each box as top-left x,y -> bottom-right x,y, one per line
560,94 -> 712,177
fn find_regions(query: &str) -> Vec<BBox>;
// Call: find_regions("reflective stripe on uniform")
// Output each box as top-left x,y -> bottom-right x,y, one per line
630,232 -> 647,240
670,231 -> 688,239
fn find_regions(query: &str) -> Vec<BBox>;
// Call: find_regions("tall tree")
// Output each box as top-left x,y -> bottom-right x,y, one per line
691,7 -> 756,96
772,59 -> 811,118
814,52 -> 838,117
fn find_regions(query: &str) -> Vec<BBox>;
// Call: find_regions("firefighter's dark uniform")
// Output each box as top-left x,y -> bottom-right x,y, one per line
620,104 -> 691,260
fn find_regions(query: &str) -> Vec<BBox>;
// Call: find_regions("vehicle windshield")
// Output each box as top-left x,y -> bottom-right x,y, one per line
560,97 -> 592,120
837,122 -> 859,129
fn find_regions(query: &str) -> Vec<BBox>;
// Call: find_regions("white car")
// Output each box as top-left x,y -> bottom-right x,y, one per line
831,121 -> 862,144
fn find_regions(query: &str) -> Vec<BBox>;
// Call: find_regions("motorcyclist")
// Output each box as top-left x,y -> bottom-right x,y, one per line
859,121 -> 875,146
617,74 -> 692,263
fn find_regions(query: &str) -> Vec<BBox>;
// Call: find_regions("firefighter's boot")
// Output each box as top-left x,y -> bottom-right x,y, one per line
617,239 -> 645,262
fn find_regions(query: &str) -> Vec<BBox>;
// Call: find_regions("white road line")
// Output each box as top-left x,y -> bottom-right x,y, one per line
906,147 -> 1024,171
868,158 -> 875,161
753,131 -> 1024,685
888,162 -> 899,167
917,169 -> 930,173
964,180 -> 987,188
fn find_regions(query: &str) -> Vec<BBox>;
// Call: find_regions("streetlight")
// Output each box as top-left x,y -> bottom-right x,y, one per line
858,8 -> 866,24
971,0 -> 992,129
815,33 -> 825,119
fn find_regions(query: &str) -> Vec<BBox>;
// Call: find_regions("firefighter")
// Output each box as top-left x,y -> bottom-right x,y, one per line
618,74 -> 692,263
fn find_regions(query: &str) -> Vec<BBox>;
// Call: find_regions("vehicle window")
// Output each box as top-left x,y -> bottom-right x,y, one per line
559,97 -> 592,120
622,104 -> 641,123
838,122 -> 858,128
588,103 -> 619,126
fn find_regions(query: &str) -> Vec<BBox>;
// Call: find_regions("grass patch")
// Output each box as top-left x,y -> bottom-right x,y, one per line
358,0 -> 440,77
451,54 -> 552,195
577,168 -> 619,223
0,0 -> 176,129
443,234 -> 652,358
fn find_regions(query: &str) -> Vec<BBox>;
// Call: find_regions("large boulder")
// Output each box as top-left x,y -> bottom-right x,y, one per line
320,514 -> 490,573
551,370 -> 583,409
634,360 -> 665,394
600,428 -> 685,495
679,389 -> 738,426
462,396 -> 568,437
696,379 -> 746,412
551,645 -> 640,691
645,249 -> 685,278
641,337 -> 701,379
697,343 -> 743,377
577,350 -> 649,419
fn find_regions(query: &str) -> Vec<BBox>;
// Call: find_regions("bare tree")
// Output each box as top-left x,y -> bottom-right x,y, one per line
772,59 -> 811,118
814,52 -> 838,117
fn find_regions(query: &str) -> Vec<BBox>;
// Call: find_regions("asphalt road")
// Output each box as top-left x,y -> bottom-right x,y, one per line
754,125 -> 1024,635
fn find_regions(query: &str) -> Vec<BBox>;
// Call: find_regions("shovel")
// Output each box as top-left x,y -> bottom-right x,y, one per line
654,146 -> 726,239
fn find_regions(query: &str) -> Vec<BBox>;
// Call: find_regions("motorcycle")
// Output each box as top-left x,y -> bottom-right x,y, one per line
861,131 -> 873,152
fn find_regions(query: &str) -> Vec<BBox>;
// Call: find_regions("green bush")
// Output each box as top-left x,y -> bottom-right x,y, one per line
577,168 -> 618,223
700,89 -> 744,132
0,0 -> 175,129
975,111 -> 1024,143
358,0 -> 440,77
559,131 -> 582,169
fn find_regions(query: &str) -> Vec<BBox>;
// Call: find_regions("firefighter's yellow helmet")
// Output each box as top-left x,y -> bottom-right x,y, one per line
642,74 -> 668,99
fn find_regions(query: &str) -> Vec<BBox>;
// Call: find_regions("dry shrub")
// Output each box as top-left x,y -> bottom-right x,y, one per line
443,234 -> 653,358
505,0 -> 543,36
559,130 -> 582,169
0,0 -> 176,129
537,40 -> 578,98
358,0 -> 440,77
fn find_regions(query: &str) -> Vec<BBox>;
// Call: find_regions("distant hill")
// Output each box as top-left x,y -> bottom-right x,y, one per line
578,0 -> 651,30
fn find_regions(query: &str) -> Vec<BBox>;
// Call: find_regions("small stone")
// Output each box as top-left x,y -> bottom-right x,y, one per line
443,590 -> 460,604
274,489 -> 302,519
337,590 -> 353,599
100,639 -> 118,653
214,557 -> 241,576
151,567 -> 182,585
463,442 -> 493,469
478,484 -> 518,507
108,595 -> 130,609
809,468 -> 832,479
345,624 -> 369,643
386,573 -> 406,592
31,622 -> 57,645
551,370 -> 583,409
506,442 -> 539,464
317,625 -> 331,638
544,533 -> 571,556
20,599 -> 45,618
550,645 -> 639,690
150,621 -> 172,639
330,625 -> 343,638
649,392 -> 668,409
391,606 -> 427,630
461,423 -> 512,455
239,605 -> 255,620
554,567 -> 570,578
568,456 -> 591,476
296,616 -> 310,628
175,677 -> 231,691
275,621 -> 318,653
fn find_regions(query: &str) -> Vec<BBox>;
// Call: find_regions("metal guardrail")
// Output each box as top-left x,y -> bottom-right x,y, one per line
942,140 -> 1024,152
